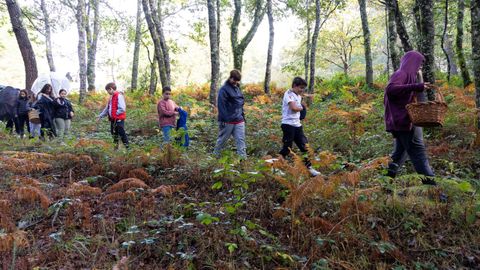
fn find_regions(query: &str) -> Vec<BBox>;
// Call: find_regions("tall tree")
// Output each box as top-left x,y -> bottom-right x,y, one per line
321,22 -> 361,77
264,0 -> 274,94
207,0 -> 220,105
142,0 -> 168,88
306,0 -> 342,93
304,0 -> 311,82
86,0 -> 100,91
231,0 -> 266,72
440,0 -> 452,81
457,0 -> 472,87
393,0 -> 413,52
471,0 -> 480,145
386,0 -> 399,70
40,0 -> 55,72
416,0 -> 435,100
131,0 -> 143,91
149,0 -> 171,86
76,0 -> 87,103
412,0 -> 423,50
358,0 -> 373,87
142,40 -> 157,95
308,0 -> 320,94
6,0 -> 38,91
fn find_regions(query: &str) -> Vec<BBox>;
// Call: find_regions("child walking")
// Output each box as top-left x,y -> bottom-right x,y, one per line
15,90 -> 30,138
54,89 -> 74,137
157,87 -> 179,143
279,77 -> 320,177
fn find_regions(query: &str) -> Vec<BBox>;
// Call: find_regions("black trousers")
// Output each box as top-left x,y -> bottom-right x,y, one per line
15,114 -> 29,136
279,124 -> 311,167
110,120 -> 129,147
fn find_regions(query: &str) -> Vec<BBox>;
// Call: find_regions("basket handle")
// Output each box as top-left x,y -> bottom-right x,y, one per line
435,90 -> 445,103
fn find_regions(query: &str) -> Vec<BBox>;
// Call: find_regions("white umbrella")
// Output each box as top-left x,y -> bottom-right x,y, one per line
31,72 -> 71,97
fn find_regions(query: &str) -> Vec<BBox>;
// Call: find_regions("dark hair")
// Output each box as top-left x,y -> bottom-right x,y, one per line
40,84 -> 52,94
105,82 -> 117,91
292,77 -> 307,88
162,86 -> 172,94
229,69 -> 242,81
19,89 -> 28,99
59,89 -> 67,95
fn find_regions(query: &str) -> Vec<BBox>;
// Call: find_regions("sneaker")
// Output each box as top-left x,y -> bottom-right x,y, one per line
308,167 -> 321,177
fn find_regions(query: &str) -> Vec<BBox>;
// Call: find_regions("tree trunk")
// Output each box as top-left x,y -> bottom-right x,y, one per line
131,0 -> 142,91
142,0 -> 168,89
457,0 -> 472,87
149,47 -> 158,95
445,35 -> 458,75
386,0 -> 399,70
75,0 -> 87,103
86,0 -> 100,92
470,0 -> 480,144
151,0 -> 171,86
413,0 -> 423,50
231,0 -> 265,72
207,0 -> 220,105
6,0 -> 38,91
307,0 -> 320,94
418,0 -> 435,100
40,0 -> 55,72
393,0 -> 413,52
441,0 -> 451,81
304,0 -> 311,82
358,0 -> 373,87
264,0 -> 274,94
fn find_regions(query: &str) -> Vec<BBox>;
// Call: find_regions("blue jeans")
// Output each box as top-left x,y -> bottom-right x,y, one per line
388,126 -> 434,177
162,126 -> 173,142
213,122 -> 246,158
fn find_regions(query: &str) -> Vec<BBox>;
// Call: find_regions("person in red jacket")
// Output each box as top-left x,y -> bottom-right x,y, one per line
97,82 -> 129,149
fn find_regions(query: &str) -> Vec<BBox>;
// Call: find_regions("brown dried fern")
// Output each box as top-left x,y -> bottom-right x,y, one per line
0,230 -> 29,252
0,200 -> 15,233
15,186 -> 51,210
106,178 -> 149,194
127,168 -> 153,183
103,190 -> 136,203
66,183 -> 102,197
151,184 -> 187,196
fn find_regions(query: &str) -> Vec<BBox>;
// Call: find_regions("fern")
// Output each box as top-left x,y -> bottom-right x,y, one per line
66,183 -> 102,197
103,190 -> 136,203
0,230 -> 29,252
14,186 -> 51,210
151,184 -> 187,196
127,168 -> 153,183
106,178 -> 149,194
0,200 -> 15,233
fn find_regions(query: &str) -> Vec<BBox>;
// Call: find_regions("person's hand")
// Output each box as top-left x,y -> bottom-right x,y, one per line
424,82 -> 436,90
14,115 -> 18,118
96,117 -> 101,123
174,111 -> 179,116
70,112 -> 74,118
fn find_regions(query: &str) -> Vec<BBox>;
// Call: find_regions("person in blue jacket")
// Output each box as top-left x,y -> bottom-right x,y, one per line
175,107 -> 190,147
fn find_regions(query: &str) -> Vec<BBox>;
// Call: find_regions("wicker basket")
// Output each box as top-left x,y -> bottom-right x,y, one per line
406,92 -> 448,127
28,109 -> 41,124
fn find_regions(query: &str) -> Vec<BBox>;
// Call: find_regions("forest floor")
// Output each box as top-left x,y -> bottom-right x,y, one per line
0,79 -> 479,269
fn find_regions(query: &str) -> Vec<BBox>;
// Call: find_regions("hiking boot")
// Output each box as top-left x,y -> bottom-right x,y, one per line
308,167 -> 321,177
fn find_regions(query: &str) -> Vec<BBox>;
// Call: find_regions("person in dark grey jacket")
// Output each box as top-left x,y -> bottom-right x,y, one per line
53,89 -> 74,137
14,89 -> 31,137
213,70 -> 246,158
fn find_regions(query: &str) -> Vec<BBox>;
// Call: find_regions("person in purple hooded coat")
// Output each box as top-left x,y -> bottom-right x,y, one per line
384,50 -> 436,185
